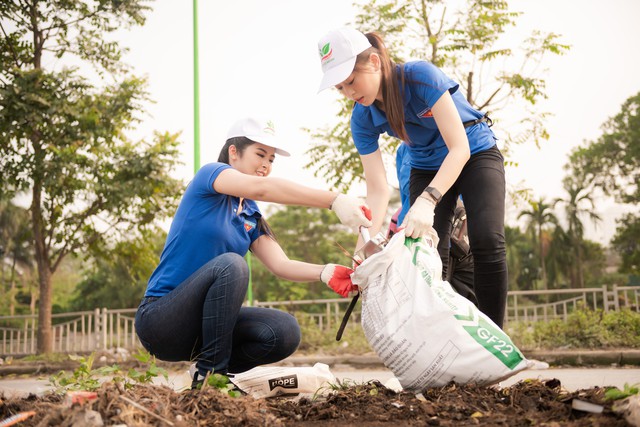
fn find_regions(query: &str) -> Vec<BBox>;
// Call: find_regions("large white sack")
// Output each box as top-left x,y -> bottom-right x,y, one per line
352,230 -> 531,392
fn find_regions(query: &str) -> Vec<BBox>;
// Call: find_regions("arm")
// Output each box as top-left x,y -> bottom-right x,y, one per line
401,91 -> 470,238
214,168 -> 371,230
250,234 -> 324,282
251,235 -> 357,297
427,90 -> 471,195
214,169 -> 337,208
360,149 -> 391,237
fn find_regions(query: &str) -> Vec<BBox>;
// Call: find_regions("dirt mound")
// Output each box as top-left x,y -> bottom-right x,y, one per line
0,379 -> 628,426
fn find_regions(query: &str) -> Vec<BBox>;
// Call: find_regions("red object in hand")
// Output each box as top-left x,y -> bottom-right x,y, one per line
361,205 -> 372,221
321,264 -> 357,297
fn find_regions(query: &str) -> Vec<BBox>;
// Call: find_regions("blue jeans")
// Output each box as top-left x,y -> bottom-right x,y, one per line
135,253 -> 301,377
409,145 -> 508,327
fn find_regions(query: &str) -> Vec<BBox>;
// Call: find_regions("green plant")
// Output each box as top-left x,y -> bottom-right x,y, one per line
198,373 -> 243,397
506,307 -> 640,350
126,348 -> 168,385
605,383 -> 640,401
49,353 -> 104,392
295,313 -> 373,355
48,350 -> 167,393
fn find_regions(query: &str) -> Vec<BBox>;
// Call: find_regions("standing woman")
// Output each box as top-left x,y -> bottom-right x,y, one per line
316,28 -> 508,327
135,117 -> 372,388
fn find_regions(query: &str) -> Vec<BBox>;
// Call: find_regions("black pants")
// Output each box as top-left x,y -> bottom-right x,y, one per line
409,145 -> 508,327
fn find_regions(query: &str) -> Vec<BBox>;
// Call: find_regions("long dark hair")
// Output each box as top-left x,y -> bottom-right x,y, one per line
218,136 -> 276,239
355,32 -> 410,143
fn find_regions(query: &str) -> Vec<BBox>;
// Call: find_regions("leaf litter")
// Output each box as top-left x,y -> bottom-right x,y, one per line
0,377 -> 630,426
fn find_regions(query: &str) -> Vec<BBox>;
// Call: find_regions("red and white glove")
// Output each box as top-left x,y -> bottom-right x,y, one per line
321,264 -> 357,297
330,194 -> 373,231
401,196 -> 435,238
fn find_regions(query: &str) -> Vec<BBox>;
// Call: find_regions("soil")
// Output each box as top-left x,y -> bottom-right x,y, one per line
0,378 -> 630,426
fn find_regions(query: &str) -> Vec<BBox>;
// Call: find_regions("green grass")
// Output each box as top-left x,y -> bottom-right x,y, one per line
295,314 -> 373,355
297,307 -> 640,355
505,307 -> 640,350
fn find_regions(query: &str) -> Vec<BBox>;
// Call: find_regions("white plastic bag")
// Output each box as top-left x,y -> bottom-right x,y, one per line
231,363 -> 336,398
352,230 -> 531,392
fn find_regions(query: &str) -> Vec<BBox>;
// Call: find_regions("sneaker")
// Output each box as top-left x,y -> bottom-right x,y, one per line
188,364 -> 246,395
188,363 -> 206,390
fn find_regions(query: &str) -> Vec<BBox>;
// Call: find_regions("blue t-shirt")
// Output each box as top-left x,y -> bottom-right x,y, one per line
145,162 -> 264,296
351,61 -> 496,170
396,142 -> 411,225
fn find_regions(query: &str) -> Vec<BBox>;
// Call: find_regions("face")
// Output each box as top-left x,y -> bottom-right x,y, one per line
335,54 -> 382,106
229,143 -> 275,177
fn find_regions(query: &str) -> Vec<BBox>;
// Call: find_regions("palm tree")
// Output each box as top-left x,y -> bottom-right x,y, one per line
518,197 -> 559,291
554,177 -> 602,288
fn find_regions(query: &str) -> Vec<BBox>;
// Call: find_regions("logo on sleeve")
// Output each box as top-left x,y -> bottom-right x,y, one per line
243,219 -> 256,232
418,108 -> 433,118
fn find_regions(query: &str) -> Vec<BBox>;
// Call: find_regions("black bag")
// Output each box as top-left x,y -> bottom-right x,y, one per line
446,203 -> 478,307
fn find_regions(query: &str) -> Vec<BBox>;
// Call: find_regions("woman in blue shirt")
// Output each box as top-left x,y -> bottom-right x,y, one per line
135,116 -> 372,389
316,28 -> 507,328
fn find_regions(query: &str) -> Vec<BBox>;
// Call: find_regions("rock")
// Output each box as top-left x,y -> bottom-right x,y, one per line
70,409 -> 104,427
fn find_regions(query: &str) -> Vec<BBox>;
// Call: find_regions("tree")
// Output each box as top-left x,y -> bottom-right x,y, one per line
305,0 -> 569,191
0,198 -> 35,315
612,214 -> 640,277
0,1 -> 183,353
504,225 -> 536,291
569,91 -> 640,205
70,228 -> 167,310
517,197 -> 558,290
554,177 -> 601,287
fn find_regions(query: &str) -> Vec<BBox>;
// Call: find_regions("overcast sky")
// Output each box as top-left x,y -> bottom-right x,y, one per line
111,0 -> 640,244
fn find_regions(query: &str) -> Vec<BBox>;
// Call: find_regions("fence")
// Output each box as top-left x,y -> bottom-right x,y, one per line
1,285 -> 638,357
0,308 -> 138,357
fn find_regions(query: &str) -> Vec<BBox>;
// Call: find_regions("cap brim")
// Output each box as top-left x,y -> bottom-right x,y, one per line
245,134 -> 291,157
317,57 -> 357,93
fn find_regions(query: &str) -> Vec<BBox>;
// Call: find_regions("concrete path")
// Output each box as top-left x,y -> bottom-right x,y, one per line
1,366 -> 639,399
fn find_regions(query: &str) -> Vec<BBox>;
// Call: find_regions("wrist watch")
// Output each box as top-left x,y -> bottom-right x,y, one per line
420,186 -> 442,205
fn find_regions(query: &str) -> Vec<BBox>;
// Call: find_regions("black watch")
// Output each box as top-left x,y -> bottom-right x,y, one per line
421,186 -> 442,205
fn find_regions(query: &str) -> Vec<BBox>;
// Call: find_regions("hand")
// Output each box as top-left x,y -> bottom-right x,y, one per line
330,194 -> 373,231
401,196 -> 435,238
321,264 -> 357,297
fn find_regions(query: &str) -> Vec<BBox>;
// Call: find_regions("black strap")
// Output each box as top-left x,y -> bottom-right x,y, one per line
463,114 -> 493,128
336,293 -> 360,341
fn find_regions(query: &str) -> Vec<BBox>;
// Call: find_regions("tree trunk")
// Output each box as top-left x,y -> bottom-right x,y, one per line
9,252 -> 17,316
576,242 -> 584,288
36,266 -> 52,353
539,227 -> 547,290
31,168 -> 53,353
9,280 -> 15,316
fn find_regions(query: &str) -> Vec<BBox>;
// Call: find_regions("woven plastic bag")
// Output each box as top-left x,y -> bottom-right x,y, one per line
231,363 -> 336,398
352,229 -> 531,392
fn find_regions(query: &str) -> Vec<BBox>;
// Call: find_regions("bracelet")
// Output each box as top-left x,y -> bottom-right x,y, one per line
421,186 -> 442,205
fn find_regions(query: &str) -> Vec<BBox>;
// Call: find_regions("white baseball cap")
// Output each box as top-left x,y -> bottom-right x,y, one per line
317,28 -> 372,93
226,117 -> 291,157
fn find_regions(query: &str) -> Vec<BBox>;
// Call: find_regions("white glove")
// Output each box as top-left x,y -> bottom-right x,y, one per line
330,194 -> 373,231
401,196 -> 435,238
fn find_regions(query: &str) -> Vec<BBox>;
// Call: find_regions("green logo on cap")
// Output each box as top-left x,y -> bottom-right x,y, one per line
264,120 -> 276,136
320,43 -> 332,61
